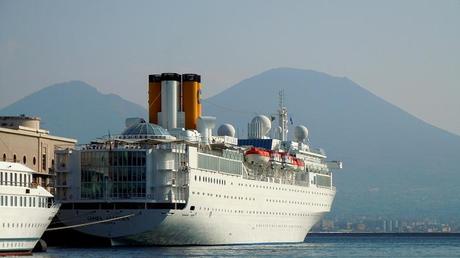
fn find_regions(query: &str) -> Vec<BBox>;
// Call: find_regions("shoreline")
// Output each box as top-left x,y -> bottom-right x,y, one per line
308,232 -> 460,237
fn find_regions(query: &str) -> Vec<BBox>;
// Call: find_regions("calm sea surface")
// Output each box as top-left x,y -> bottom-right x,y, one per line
31,234 -> 460,257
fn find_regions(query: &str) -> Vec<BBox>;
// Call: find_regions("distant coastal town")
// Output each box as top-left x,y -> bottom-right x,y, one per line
313,217 -> 459,233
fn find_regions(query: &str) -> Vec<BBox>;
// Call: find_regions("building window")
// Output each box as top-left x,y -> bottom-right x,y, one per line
33,157 -> 36,165
13,154 -> 17,163
23,156 -> 27,164
2,154 -> 5,161
42,154 -> 46,171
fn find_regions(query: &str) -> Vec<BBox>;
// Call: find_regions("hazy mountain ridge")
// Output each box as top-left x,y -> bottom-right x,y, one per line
203,68 -> 460,219
2,69 -> 459,219
0,80 -> 147,143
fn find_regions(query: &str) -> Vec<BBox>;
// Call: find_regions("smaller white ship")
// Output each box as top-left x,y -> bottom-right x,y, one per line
0,161 -> 60,255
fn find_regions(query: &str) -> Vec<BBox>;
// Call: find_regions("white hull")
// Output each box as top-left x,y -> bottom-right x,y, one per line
0,206 -> 59,253
58,169 -> 335,245
60,208 -> 326,246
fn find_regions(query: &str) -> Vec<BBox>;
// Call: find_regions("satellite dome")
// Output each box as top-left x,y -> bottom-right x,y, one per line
251,115 -> 271,128
248,115 -> 271,139
217,124 -> 236,137
294,125 -> 309,142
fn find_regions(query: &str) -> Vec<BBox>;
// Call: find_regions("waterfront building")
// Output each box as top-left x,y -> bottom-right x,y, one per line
0,115 -> 77,192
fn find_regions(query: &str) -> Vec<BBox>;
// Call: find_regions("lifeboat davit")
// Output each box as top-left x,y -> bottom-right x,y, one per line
245,147 -> 270,165
281,153 -> 296,170
269,151 -> 283,168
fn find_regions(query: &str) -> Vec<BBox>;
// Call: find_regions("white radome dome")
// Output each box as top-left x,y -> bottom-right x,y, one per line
217,123 -> 236,137
251,115 -> 271,136
294,125 -> 309,142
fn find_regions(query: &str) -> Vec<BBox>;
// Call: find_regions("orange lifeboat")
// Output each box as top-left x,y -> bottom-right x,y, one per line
245,147 -> 270,165
293,158 -> 305,171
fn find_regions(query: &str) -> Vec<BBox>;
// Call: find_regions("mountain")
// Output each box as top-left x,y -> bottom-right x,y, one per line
203,68 -> 460,219
2,70 -> 459,220
0,81 -> 147,143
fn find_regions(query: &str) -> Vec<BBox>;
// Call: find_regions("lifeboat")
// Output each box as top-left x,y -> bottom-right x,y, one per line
293,158 -> 305,171
245,147 -> 270,165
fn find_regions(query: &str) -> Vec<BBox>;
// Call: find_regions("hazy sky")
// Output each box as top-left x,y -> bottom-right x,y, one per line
1,0 -> 459,135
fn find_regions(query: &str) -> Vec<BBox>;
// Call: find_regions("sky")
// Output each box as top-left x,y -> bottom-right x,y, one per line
0,0 -> 459,135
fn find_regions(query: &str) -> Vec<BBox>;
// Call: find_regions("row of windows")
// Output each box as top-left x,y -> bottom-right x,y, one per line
192,172 -> 332,199
236,182 -> 333,197
198,153 -> 242,175
194,206 -> 314,217
193,173 -> 332,197
266,198 -> 330,207
81,167 -> 147,184
81,182 -> 146,199
1,221 -> 48,229
194,175 -> 227,185
0,195 -> 48,208
1,241 -> 26,249
192,191 -> 256,201
80,151 -> 147,200
2,153 -> 34,165
255,224 -> 304,229
191,190 -> 328,208
0,171 -> 32,187
80,150 -> 147,167
2,153 -> 49,170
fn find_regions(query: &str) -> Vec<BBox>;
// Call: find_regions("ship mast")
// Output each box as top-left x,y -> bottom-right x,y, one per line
278,90 -> 288,141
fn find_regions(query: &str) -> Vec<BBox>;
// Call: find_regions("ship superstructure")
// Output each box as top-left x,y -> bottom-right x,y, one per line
54,73 -> 342,245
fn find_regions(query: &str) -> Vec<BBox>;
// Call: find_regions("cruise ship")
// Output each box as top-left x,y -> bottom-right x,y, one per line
54,73 -> 342,245
0,161 -> 60,255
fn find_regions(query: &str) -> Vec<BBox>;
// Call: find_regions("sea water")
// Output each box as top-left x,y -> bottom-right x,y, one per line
32,234 -> 460,257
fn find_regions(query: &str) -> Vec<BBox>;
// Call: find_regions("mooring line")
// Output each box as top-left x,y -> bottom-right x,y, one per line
46,213 -> 136,231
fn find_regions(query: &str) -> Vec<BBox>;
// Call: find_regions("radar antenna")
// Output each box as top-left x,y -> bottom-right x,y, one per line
278,90 -> 288,141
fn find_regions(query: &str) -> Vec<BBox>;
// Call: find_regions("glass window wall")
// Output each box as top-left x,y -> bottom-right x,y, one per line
81,150 -> 146,200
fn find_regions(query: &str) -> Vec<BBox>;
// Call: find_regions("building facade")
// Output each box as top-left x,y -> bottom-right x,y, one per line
0,115 -> 77,192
